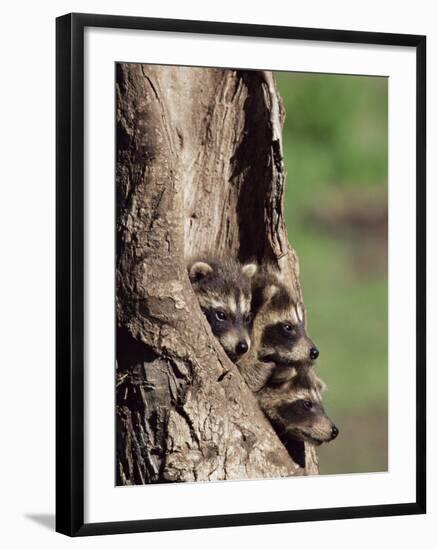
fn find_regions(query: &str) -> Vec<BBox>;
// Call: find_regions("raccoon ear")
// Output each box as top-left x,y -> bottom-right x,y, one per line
298,368 -> 326,394
242,263 -> 257,279
295,302 -> 305,323
189,261 -> 214,282
263,283 -> 280,303
315,376 -> 327,393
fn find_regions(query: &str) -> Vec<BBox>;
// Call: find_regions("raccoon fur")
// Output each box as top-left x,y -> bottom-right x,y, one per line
187,256 -> 257,362
236,265 -> 337,466
258,366 -> 338,460
238,266 -> 319,390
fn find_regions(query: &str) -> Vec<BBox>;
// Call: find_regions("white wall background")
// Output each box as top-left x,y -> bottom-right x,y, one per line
0,1 -> 434,548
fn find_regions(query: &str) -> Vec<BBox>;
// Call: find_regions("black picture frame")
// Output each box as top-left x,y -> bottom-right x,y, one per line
56,12 -> 426,537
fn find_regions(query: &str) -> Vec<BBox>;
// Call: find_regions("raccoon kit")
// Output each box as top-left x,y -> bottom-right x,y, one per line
187,256 -> 257,362
258,367 -> 338,466
239,266 -> 320,391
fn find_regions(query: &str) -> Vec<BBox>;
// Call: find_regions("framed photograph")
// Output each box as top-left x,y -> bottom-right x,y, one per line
56,13 -> 426,536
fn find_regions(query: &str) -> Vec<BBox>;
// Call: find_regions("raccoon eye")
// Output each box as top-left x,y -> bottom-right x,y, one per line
215,310 -> 227,321
303,400 -> 313,410
282,323 -> 297,335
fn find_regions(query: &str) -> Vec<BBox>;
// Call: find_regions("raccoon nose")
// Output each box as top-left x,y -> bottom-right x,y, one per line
236,341 -> 248,355
331,425 -> 339,440
310,347 -> 319,360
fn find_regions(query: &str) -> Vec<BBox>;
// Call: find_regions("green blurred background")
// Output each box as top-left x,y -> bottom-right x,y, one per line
275,72 -> 388,475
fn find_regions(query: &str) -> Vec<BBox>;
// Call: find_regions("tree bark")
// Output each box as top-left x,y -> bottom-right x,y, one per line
115,64 -> 318,485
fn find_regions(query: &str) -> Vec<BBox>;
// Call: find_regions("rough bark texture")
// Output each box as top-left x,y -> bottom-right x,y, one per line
116,64 -> 318,485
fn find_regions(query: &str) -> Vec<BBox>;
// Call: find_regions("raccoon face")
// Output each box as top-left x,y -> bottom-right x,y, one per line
203,306 -> 253,361
188,258 -> 257,361
258,368 -> 337,447
260,315 -> 319,370
255,279 -> 319,373
275,396 -> 338,446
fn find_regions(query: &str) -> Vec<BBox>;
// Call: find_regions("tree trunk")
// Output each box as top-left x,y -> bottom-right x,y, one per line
115,64 -> 318,485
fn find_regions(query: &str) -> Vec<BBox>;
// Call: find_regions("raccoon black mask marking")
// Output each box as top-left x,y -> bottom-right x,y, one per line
187,256 -> 257,362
